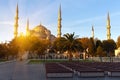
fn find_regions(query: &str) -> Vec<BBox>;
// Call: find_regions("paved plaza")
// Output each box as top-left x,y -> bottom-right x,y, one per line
0,61 -> 120,80
0,61 -> 46,80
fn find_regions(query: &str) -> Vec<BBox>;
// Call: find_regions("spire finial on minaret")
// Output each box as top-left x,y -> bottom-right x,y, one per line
107,12 -> 110,26
16,3 -> 18,13
107,12 -> 111,40
14,3 -> 19,38
58,4 -> 61,20
57,4 -> 62,38
92,25 -> 94,39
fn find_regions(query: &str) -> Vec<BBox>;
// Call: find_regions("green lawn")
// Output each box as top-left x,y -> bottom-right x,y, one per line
28,60 -> 42,64
28,59 -> 94,64
0,59 -> 7,62
28,59 -> 68,64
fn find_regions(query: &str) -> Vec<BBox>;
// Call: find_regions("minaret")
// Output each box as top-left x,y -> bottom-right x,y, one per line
106,12 -> 111,40
26,19 -> 29,36
92,25 -> 94,39
14,4 -> 19,38
57,5 -> 62,38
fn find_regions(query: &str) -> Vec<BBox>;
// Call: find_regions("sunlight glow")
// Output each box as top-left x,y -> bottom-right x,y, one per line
18,29 -> 27,37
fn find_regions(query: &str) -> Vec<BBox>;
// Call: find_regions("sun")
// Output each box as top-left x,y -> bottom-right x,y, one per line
18,29 -> 27,36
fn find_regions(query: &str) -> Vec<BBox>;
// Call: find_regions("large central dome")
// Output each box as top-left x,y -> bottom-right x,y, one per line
29,24 -> 55,41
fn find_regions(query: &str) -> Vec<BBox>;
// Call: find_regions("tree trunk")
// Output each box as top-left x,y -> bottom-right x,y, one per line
69,52 -> 73,61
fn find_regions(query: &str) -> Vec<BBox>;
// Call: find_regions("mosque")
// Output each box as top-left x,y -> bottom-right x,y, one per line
14,4 -> 62,41
14,4 -> 112,42
13,4 -> 117,59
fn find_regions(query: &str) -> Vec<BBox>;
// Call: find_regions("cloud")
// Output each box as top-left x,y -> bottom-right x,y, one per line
65,12 -> 120,27
29,1 -> 58,24
110,12 -> 120,17
0,21 -> 14,26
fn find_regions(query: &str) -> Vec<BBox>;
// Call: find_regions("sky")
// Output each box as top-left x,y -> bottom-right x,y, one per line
0,0 -> 120,42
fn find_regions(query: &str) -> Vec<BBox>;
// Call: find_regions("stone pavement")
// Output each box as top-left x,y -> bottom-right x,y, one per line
0,61 -> 120,80
0,61 -> 46,80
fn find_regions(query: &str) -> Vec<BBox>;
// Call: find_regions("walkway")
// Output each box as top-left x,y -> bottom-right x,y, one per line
0,61 -> 46,80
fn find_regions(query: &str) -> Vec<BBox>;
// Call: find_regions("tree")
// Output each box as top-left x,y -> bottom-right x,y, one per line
88,38 -> 96,57
9,35 -> 31,60
96,46 -> 105,56
79,37 -> 89,51
79,37 -> 90,59
96,46 -> 106,62
37,39 -> 50,58
0,43 -> 7,59
29,37 -> 49,58
102,39 -> 117,62
103,39 -> 116,56
63,33 -> 83,61
0,42 -> 17,60
96,40 -> 102,49
8,38 -> 19,59
52,37 -> 66,54
103,39 -> 117,62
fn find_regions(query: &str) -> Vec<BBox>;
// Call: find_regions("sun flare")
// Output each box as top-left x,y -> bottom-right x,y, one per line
18,29 -> 27,36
